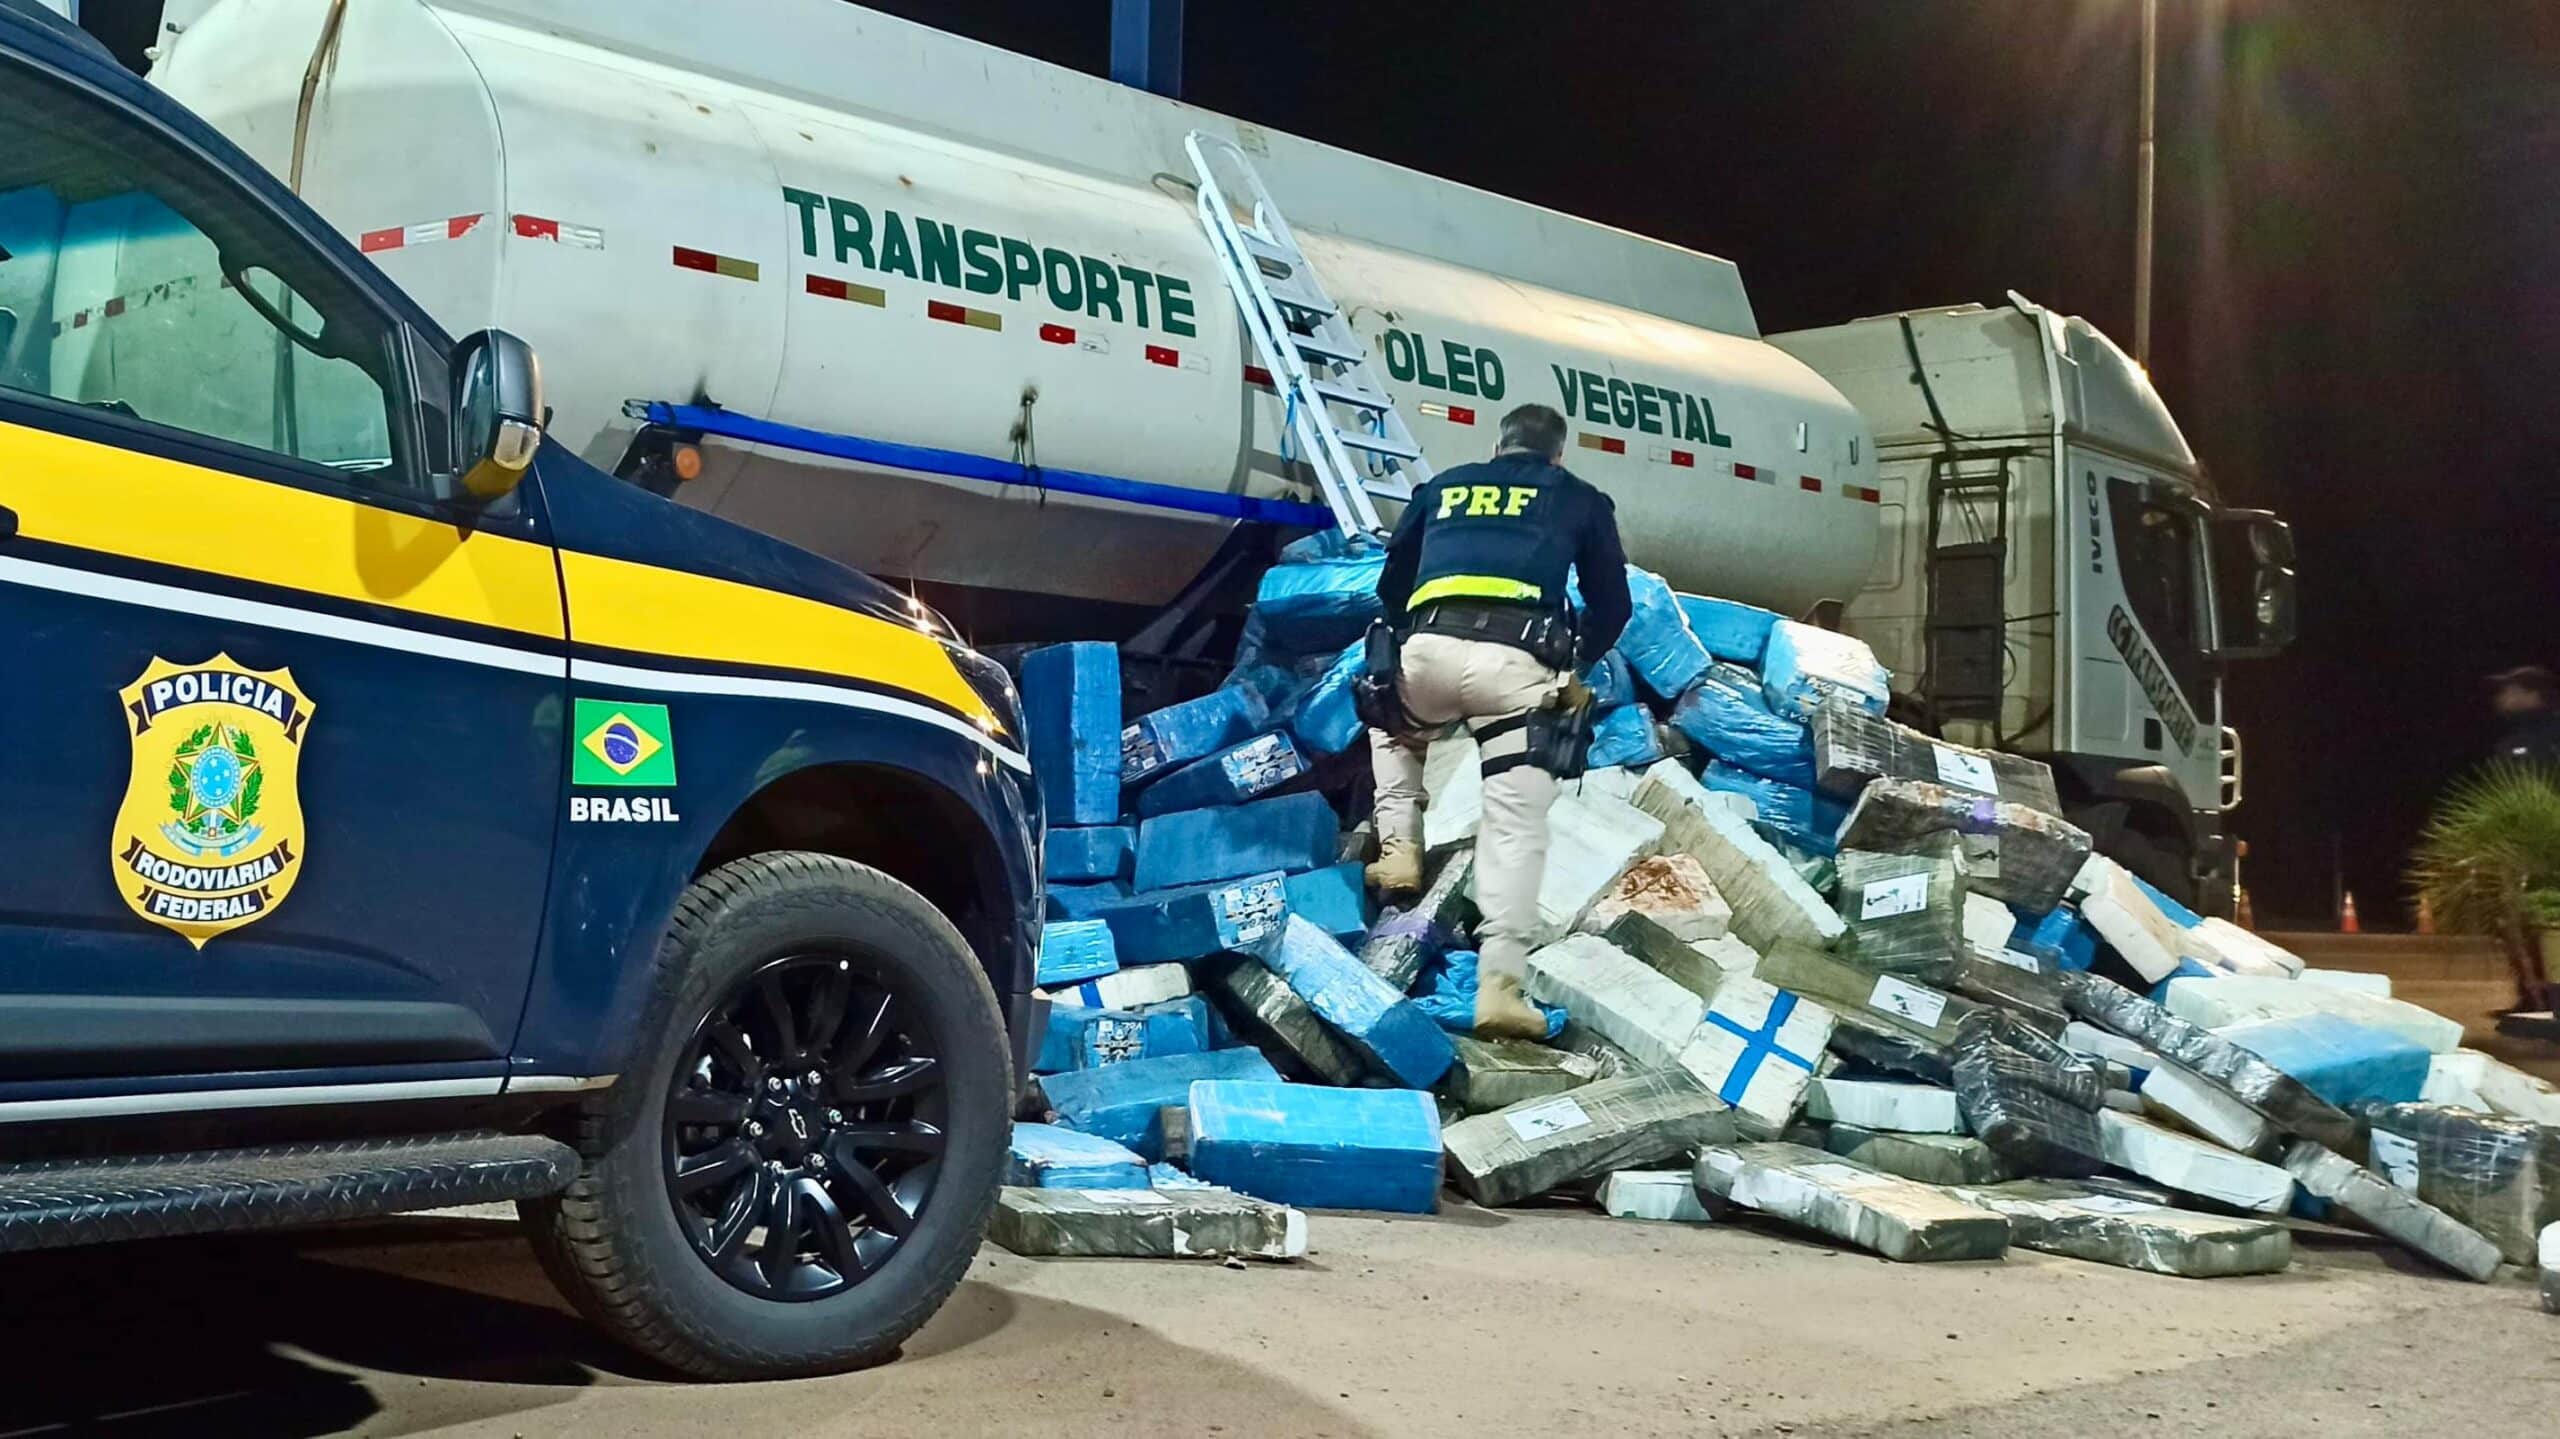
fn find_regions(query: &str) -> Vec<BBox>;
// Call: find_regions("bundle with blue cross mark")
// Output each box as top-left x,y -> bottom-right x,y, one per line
995,538 -> 2548,1282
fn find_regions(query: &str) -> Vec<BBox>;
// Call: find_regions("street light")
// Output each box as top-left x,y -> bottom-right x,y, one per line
2134,0 -> 2158,367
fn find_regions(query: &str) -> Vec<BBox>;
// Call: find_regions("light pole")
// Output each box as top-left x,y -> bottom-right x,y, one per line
2134,0 -> 2158,367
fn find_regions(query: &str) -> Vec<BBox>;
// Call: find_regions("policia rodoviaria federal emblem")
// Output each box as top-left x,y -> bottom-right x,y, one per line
113,655 -> 314,948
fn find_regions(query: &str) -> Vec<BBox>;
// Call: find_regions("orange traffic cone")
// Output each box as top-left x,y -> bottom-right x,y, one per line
2416,895 -> 2436,936
2341,890 -> 2361,934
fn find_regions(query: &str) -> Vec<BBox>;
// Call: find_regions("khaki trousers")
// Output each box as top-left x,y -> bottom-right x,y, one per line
1370,631 -> 1565,984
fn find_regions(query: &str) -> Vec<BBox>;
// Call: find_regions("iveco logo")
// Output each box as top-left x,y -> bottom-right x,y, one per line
786,1110 -> 810,1143
2084,472 -> 2105,574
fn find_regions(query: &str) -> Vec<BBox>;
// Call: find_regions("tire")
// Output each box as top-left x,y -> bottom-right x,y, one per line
521,852 -> 1012,1380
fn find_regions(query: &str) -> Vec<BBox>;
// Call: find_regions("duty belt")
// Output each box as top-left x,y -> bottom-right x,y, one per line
1408,600 -> 1576,670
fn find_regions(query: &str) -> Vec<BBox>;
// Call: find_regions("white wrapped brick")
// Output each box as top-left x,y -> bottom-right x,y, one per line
2077,855 -> 2185,983
1599,1169 -> 1715,1224
2188,918 -> 2305,978
2423,1050 -> 2560,1124
1676,975 -> 1834,1140
2164,975 -> 2465,1054
2296,968 -> 2393,997
1578,853 -> 1732,942
1961,893 -> 2017,958
1516,791 -> 1665,945
1805,1077 -> 1965,1134
1632,762 -> 1845,954
1423,733 -> 1483,853
2097,1110 -> 2294,1213
1525,933 -> 1705,1070
2137,1059 -> 2276,1157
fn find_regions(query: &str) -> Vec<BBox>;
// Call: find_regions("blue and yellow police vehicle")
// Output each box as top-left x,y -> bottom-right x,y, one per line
0,0 -> 1039,1379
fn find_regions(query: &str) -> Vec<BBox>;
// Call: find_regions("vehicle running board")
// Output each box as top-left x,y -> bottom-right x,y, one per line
0,1131 -> 579,1253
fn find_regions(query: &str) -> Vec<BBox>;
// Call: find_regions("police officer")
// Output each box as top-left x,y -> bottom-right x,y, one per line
1367,403 -> 1631,1039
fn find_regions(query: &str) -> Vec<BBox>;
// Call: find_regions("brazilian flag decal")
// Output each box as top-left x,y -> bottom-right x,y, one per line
574,699 -> 677,787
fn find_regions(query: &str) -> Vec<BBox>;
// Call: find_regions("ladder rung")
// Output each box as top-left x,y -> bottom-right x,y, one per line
1290,332 -> 1365,366
1311,377 -> 1390,411
1268,286 -> 1338,320
1241,232 -> 1298,271
1363,473 -> 1418,501
1337,429 -> 1422,464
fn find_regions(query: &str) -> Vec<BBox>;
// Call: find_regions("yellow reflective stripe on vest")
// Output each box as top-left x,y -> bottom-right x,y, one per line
1408,575 -> 1543,608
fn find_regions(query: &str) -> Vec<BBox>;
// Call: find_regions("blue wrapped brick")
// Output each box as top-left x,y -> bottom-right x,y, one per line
1046,880 -> 1132,920
1045,826 -> 1134,883
1021,642 -> 1122,825
1760,620 -> 1892,721
2146,956 -> 2217,1000
1285,861 -> 1373,943
1133,791 -> 1339,892
1135,731 -> 1311,817
1007,1123 -> 1150,1189
1090,871 -> 1290,966
1595,565 -> 1712,699
1247,914 -> 1455,1088
1122,685 -> 1268,786
2130,872 -> 2205,929
1040,1047 -> 1281,1159
1253,552 -> 1387,654
1677,594 -> 1782,665
1036,996 -> 1219,1073
1035,920 -> 1120,988
2221,1014 -> 2430,1109
1702,761 -> 1848,855
1287,640 -> 1368,757
1669,663 -> 1815,785
1188,1079 -> 1444,1214
1587,704 -> 1667,770
1582,651 -> 1637,711
2012,904 -> 2101,972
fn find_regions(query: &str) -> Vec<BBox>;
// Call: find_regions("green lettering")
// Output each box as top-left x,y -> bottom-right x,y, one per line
1607,377 -> 1636,428
1701,391 -> 1733,448
827,197 -> 873,268
1415,337 -> 1448,391
1081,257 -> 1124,321
916,219 -> 962,288
782,187 -> 825,257
1579,370 -> 1610,422
1000,237 -> 1042,300
1042,247 -> 1085,313
961,229 -> 1003,294
1388,330 -> 1420,383
1634,382 -> 1663,435
1477,348 -> 1507,401
1116,265 -> 1157,328
1443,341 -> 1477,397
1551,365 -> 1580,417
1159,274 -> 1197,338
1679,392 -> 1705,443
876,210 -> 918,279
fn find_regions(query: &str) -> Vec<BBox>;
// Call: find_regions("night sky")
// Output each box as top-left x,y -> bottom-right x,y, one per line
89,1 -> 2560,925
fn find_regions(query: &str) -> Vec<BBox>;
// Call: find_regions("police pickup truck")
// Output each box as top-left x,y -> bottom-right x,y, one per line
0,1 -> 1038,1380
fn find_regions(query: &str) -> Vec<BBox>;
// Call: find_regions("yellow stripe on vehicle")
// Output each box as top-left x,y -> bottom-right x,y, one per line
0,419 -> 565,639
557,550 -> 993,726
1409,575 -> 1543,608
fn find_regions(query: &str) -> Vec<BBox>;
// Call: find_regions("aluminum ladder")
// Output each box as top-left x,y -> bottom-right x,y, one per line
1185,131 -> 1430,540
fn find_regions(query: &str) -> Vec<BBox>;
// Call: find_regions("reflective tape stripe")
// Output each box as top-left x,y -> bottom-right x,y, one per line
1409,575 -> 1543,608
512,214 -> 606,249
806,274 -> 886,306
1577,433 -> 1627,455
674,246 -> 760,281
1799,476 -> 1823,493
927,299 -> 1002,330
357,213 -> 485,253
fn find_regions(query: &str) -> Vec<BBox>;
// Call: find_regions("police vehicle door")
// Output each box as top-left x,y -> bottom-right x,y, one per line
0,58 -> 564,1089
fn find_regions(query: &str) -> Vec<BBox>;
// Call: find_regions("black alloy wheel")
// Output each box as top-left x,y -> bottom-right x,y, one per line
663,953 -> 947,1301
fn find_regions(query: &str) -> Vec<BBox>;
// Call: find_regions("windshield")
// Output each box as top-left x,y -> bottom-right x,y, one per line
2106,475 -> 2214,715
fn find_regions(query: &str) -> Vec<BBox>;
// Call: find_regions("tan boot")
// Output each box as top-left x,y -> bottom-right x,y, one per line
1473,971 -> 1550,1041
1365,841 -> 1423,896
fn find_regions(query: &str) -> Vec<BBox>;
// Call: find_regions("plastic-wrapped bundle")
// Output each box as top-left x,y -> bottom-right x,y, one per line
2100,1111 -> 2296,1213
1189,1079 -> 1443,1214
1281,861 -> 1370,942
2161,975 -> 2466,1055
1089,871 -> 1289,966
1203,956 -> 1366,1085
2138,1059 -> 2277,1157
1806,1078 -> 1965,1134
1587,703 -> 1668,771
2364,1102 -> 2560,1265
1133,792 -> 1340,892
1824,1125 -> 2020,1186
2012,904 -> 2101,972
1582,651 -> 1637,711
1039,1047 -> 1281,1159
2281,1140 -> 2501,1281
1702,762 -> 1847,855
1756,941 -> 1982,1051
1759,621 -> 1892,721
1669,664 -> 1816,786
1411,949 -> 1567,1039
2188,917 -> 2306,978
1835,779 -> 2093,912
1036,996 -> 1215,1073
1599,565 -> 1713,698
1631,762 -> 1848,953
1579,853 -> 1731,942
1247,914 -> 1455,1088
1834,841 -> 1967,985
1046,826 -> 1135,883
1253,551 -> 1386,654
1357,849 -> 1474,991
2424,1050 -> 2560,1124
1037,964 -> 1192,1012
1524,933 -> 1706,1070
1444,1069 -> 1737,1207
1047,881 -> 1131,921
1440,1035 -> 1607,1115
1035,919 -> 1120,988
1676,594 -> 1781,665
1810,704 -> 2064,814
2062,974 -> 2364,1155
2219,1014 -> 2431,1110
1421,732 -> 1484,853
1976,1012 -> 2107,1108
1951,947 -> 2071,1035
1953,1030 -> 2107,1178
2075,855 -> 2189,983
1676,974 -> 1836,1140
1022,641 -> 1122,825
1007,1123 -> 1151,1189
1135,731 -> 1311,816
1286,640 -> 1368,758
1599,1169 -> 1716,1223
1951,1180 -> 2293,1278
989,1185 -> 1306,1261
1503,790 -> 1665,947
1696,1141 -> 2010,1262
1121,683 -> 1265,789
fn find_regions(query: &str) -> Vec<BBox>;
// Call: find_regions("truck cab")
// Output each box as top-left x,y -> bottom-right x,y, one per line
1770,298 -> 2296,913
0,0 -> 1036,1380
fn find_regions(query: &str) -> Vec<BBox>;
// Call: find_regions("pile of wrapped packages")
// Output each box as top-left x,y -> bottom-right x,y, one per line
999,546 -> 2560,1301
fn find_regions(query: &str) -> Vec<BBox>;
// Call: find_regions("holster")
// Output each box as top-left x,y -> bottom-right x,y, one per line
1524,682 -> 1597,780
1352,619 -> 1419,734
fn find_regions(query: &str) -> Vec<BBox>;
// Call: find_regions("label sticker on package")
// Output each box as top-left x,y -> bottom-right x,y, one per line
1860,873 -> 1932,920
1089,1017 -> 1146,1064
1214,876 -> 1289,947
1933,745 -> 2001,795
1077,1189 -> 1175,1207
1990,947 -> 2045,974
2368,1128 -> 2422,1192
1960,835 -> 2003,879
1504,1095 -> 1594,1142
1868,975 -> 1949,1029
1120,726 -> 1164,780
2064,1194 -> 2159,1215
1220,733 -> 1305,792
1799,1162 -> 1893,1190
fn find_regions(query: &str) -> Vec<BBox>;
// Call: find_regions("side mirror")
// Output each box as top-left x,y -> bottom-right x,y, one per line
2207,509 -> 2296,660
452,328 -> 544,502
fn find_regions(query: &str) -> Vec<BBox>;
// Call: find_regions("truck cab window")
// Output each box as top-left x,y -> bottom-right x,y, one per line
0,68 -> 413,494
2106,476 -> 2213,708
